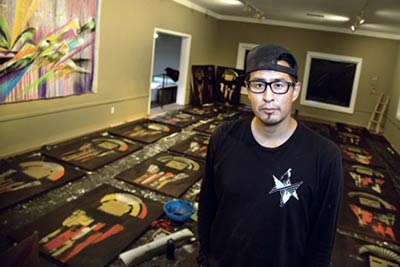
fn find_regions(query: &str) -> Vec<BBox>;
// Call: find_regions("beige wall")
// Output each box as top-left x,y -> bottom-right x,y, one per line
384,43 -> 400,152
2,1 -> 400,157
215,21 -> 399,128
0,0 -> 219,158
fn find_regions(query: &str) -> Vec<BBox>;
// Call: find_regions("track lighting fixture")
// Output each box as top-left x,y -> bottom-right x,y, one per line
242,1 -> 266,21
350,7 -> 366,32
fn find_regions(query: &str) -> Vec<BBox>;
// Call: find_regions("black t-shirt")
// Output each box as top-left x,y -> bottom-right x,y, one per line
198,117 -> 343,267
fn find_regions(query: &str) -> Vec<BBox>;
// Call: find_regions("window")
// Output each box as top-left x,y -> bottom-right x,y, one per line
236,43 -> 258,95
397,97 -> 400,120
300,51 -> 363,114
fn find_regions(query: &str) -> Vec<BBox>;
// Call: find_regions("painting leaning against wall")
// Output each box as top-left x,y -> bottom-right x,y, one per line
0,0 -> 99,104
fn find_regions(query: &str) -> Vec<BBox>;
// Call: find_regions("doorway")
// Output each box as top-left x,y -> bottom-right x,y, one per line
148,28 -> 191,114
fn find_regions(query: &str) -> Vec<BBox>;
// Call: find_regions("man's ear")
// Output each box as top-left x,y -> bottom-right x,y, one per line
292,82 -> 301,102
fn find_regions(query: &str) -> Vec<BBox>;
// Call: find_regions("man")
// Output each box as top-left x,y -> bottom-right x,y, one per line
197,44 -> 343,267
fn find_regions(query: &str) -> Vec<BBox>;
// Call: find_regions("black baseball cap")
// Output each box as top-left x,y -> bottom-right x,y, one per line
245,44 -> 298,79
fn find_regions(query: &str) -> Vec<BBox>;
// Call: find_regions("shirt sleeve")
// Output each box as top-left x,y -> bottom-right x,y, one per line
305,144 -> 343,267
197,130 -> 219,266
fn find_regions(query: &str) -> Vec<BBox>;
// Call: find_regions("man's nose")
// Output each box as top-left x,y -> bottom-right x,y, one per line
262,84 -> 275,102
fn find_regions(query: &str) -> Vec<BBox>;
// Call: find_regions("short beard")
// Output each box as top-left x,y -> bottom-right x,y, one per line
256,115 -> 283,127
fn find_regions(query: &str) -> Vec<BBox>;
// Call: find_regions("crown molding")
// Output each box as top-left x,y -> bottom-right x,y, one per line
173,0 -> 400,41
173,0 -> 223,19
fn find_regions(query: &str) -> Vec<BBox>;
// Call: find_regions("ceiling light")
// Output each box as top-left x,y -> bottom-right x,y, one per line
243,3 -> 252,12
306,13 -> 349,22
243,1 -> 265,21
220,0 -> 243,5
324,15 -> 349,22
350,4 -> 367,32
255,12 -> 262,19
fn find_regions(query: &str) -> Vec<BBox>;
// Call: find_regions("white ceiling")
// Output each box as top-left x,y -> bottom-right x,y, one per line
174,0 -> 400,40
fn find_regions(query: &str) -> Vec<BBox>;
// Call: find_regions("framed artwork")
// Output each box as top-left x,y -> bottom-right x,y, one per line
169,133 -> 210,160
9,184 -> 163,267
193,119 -> 225,135
0,152 -> 85,211
340,144 -> 385,168
300,52 -> 362,114
338,191 -> 400,244
148,110 -> 201,128
109,119 -> 180,144
191,65 -> 216,106
331,233 -> 400,267
0,0 -> 100,104
115,152 -> 204,198
342,163 -> 397,199
42,133 -> 142,171
215,66 -> 244,105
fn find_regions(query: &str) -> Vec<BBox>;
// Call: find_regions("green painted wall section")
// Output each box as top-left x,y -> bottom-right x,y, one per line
1,1 -> 400,157
0,0 -> 219,158
215,21 -> 398,127
383,43 -> 400,152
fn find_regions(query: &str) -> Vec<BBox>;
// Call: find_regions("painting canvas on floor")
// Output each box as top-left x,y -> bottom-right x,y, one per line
148,110 -> 201,128
9,184 -> 163,267
194,119 -> 225,135
109,119 -> 180,144
169,133 -> 210,160
336,122 -> 369,136
116,152 -> 204,198
336,131 -> 369,147
42,133 -> 142,171
181,103 -> 224,118
214,109 -> 240,121
331,233 -> 400,267
338,190 -> 400,244
0,0 -> 100,104
301,120 -> 333,139
342,163 -> 397,200
340,144 -> 385,168
0,152 -> 85,211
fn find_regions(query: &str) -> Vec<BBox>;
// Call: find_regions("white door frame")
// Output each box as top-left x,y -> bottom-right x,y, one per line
148,28 -> 192,114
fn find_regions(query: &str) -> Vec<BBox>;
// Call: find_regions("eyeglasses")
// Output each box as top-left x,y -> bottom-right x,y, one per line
246,80 -> 296,94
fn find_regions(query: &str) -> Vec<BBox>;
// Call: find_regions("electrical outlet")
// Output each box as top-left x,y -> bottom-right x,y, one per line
110,106 -> 115,115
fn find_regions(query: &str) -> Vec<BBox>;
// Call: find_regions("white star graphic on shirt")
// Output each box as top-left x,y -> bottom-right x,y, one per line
268,168 -> 303,207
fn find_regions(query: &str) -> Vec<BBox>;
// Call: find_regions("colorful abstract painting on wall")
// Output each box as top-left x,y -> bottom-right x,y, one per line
0,0 -> 99,104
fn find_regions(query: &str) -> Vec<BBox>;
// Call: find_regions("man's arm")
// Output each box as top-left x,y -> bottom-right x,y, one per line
197,133 -> 219,266
305,145 -> 343,266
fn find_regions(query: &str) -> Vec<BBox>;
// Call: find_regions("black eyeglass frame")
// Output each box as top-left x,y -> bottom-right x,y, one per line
245,80 -> 296,95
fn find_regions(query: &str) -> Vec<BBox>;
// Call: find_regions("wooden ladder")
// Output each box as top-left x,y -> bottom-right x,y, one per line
367,93 -> 391,134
